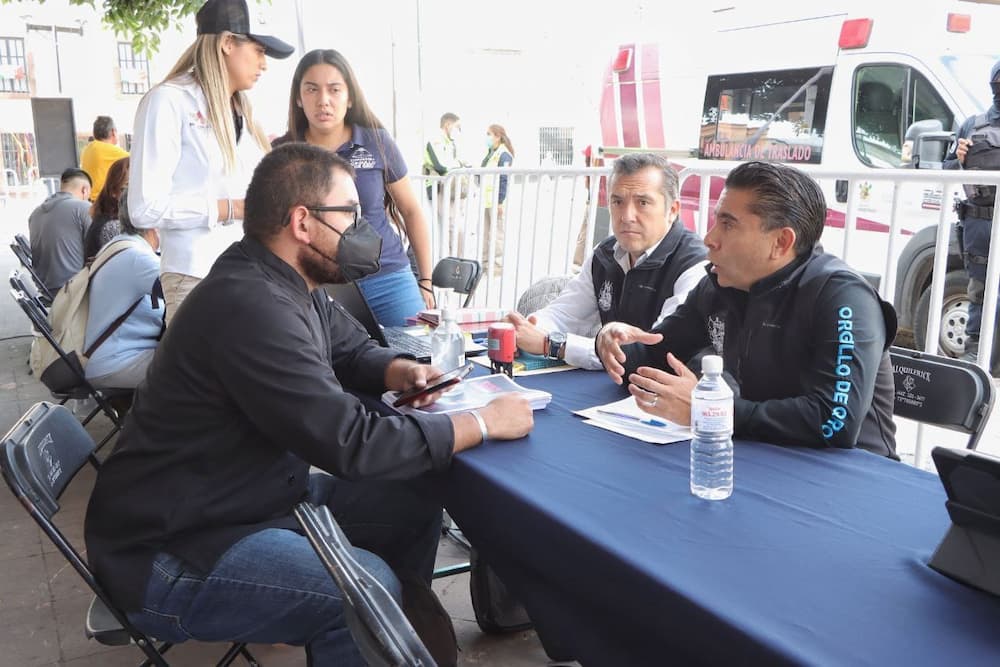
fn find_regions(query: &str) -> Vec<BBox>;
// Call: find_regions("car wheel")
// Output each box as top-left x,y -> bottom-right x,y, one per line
914,270 -> 970,358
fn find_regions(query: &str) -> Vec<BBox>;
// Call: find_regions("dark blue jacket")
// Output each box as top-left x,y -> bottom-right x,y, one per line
623,250 -> 898,458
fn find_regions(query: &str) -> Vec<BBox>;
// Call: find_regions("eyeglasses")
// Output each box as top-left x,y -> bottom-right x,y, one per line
305,203 -> 361,232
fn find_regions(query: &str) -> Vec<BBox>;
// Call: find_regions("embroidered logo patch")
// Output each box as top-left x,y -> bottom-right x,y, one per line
349,147 -> 376,169
598,280 -> 613,312
708,315 -> 725,354
38,432 -> 62,486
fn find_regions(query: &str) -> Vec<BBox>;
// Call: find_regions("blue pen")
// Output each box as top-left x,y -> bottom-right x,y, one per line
596,409 -> 669,428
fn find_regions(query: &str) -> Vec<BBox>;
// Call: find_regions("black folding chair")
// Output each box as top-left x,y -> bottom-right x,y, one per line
294,501 -> 438,667
10,288 -> 130,451
14,232 -> 32,260
432,257 -> 482,308
889,346 -> 996,450
0,402 -> 259,667
10,267 -> 49,317
10,238 -> 53,304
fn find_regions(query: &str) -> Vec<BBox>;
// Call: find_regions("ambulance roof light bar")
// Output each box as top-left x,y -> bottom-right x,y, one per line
612,46 -> 633,73
839,18 -> 873,50
947,13 -> 971,33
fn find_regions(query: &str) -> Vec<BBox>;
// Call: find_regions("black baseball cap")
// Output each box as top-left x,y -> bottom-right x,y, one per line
196,0 -> 295,59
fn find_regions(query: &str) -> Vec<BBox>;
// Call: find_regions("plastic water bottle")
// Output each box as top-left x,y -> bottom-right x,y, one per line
690,355 -> 734,500
431,294 -> 465,374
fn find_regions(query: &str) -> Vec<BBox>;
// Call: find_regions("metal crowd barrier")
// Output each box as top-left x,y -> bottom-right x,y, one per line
412,166 -> 606,311
409,164 -> 1000,468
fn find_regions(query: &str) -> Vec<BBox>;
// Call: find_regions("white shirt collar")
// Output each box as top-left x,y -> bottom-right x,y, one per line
612,226 -> 671,271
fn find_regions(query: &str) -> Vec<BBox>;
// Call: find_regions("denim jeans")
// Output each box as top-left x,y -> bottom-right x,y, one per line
126,473 -> 443,666
358,267 -> 425,326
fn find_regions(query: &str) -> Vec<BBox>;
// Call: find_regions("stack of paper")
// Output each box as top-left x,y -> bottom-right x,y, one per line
575,397 -> 691,445
385,373 -> 551,415
417,308 -> 507,326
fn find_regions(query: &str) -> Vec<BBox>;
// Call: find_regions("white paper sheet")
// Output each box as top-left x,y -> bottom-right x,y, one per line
575,396 -> 692,445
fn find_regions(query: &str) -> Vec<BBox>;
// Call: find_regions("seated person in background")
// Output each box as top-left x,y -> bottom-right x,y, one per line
84,156 -> 130,261
84,188 -> 162,389
506,153 -> 706,368
84,143 -> 534,665
28,168 -> 92,293
596,161 -> 898,458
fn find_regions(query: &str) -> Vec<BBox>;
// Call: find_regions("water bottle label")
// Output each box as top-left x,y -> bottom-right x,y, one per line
694,403 -> 733,433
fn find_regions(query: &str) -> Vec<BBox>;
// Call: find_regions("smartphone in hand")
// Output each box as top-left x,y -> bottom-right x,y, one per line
392,363 -> 474,407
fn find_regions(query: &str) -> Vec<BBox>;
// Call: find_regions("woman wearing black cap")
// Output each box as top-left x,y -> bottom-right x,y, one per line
127,0 -> 294,325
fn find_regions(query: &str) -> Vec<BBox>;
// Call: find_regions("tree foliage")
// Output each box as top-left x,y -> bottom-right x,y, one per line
3,0 -> 205,54
90,0 -> 205,54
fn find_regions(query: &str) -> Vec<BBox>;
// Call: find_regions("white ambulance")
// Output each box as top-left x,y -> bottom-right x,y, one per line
598,1 -> 1000,358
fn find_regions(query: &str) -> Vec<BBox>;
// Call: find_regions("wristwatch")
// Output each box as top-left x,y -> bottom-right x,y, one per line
546,332 -> 567,360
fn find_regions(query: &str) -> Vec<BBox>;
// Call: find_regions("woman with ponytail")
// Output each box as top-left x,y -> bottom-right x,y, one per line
481,124 -> 514,274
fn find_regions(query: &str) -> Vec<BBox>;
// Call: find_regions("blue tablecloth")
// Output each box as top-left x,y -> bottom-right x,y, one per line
442,369 -> 1000,666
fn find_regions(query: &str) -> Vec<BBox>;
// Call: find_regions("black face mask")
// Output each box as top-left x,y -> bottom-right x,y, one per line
309,213 -> 382,281
991,81 -> 1000,108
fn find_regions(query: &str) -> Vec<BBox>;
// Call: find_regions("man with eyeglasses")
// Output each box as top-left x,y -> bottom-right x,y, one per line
85,142 -> 534,665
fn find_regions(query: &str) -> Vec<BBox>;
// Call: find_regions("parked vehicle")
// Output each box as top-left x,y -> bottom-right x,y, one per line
598,0 -> 1000,358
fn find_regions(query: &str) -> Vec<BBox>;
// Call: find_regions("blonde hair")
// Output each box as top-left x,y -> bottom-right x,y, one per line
163,32 -> 270,172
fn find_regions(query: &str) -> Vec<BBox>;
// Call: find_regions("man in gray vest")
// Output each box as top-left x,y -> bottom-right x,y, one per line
506,153 -> 707,369
944,58 -> 1000,363
27,168 -> 92,293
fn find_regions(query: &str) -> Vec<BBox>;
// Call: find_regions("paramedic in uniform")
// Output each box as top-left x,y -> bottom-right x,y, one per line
944,58 -> 1000,363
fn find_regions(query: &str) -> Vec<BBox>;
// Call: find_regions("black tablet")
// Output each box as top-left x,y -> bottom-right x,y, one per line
931,447 -> 1000,537
392,363 -> 474,408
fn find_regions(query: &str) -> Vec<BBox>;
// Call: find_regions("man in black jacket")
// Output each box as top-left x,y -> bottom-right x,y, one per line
506,153 -> 706,369
944,58 -> 1000,363
596,161 -> 897,458
84,143 -> 533,665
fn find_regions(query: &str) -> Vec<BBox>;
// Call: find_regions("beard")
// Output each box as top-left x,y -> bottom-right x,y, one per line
299,244 -> 345,285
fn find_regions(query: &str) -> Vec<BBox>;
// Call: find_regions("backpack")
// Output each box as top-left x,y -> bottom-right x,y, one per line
29,239 -> 140,391
469,548 -> 533,634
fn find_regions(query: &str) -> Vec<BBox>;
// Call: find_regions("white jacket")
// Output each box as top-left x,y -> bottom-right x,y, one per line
128,74 -> 266,278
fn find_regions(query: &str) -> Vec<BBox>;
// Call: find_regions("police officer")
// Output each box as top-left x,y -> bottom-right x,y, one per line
945,58 -> 1000,362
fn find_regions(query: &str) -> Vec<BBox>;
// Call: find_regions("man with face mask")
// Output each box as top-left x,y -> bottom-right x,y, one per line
423,112 -> 467,252
944,59 -> 1000,364
423,112 -> 463,189
84,143 -> 534,665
